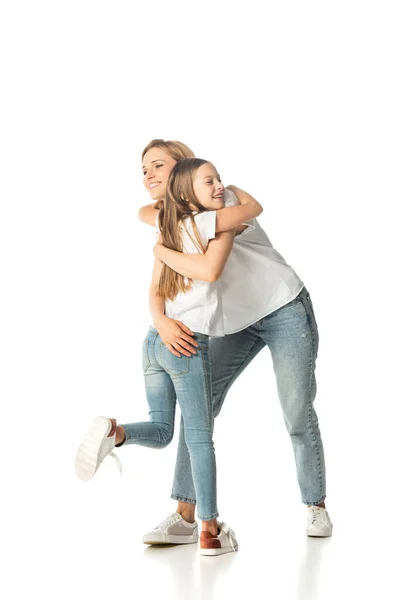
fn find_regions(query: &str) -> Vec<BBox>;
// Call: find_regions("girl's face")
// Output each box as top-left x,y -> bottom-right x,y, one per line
142,147 -> 177,200
192,163 -> 224,211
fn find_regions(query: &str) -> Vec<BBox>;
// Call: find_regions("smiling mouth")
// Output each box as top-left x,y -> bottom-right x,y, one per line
149,183 -> 161,190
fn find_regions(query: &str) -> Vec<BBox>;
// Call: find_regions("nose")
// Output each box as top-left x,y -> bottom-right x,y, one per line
145,169 -> 155,183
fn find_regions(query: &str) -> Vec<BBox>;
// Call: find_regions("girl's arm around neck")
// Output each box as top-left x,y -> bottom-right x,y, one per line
215,185 -> 262,233
154,230 -> 235,283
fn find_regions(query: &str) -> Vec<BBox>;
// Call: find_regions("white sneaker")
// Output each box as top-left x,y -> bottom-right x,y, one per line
199,521 -> 239,556
142,513 -> 198,545
306,506 -> 333,537
75,416 -> 122,481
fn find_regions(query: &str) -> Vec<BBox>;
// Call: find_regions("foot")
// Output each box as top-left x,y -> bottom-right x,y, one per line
199,522 -> 238,556
142,513 -> 199,545
75,416 -> 122,481
306,506 -> 333,537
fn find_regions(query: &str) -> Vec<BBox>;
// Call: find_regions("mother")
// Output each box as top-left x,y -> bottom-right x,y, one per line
139,139 -> 332,542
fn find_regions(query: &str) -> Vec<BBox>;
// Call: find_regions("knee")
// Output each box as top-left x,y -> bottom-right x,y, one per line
158,426 -> 174,449
284,411 -> 307,437
184,428 -> 214,450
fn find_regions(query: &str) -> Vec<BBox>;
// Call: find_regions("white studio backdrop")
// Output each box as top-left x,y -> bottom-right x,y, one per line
1,1 -> 399,599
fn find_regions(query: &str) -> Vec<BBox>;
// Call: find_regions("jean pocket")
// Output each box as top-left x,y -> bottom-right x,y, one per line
160,343 -> 190,376
142,339 -> 151,373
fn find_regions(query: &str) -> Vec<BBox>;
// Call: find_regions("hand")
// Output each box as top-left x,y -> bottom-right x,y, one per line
154,316 -> 199,357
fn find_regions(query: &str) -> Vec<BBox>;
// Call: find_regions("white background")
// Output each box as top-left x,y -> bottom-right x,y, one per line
1,1 -> 399,599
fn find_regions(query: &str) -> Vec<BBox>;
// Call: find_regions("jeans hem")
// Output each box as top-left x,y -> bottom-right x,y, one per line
122,426 -> 132,442
302,495 -> 326,505
198,512 -> 219,521
171,493 -> 196,505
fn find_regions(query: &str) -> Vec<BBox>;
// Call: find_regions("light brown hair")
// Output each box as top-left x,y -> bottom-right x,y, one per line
157,158 -> 210,301
141,139 -> 195,162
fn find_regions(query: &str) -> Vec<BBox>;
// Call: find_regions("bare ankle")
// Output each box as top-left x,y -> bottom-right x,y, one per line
115,425 -> 126,445
177,502 -> 195,523
202,518 -> 218,536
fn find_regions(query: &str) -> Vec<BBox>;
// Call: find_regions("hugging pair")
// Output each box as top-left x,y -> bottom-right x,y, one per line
75,139 -> 332,557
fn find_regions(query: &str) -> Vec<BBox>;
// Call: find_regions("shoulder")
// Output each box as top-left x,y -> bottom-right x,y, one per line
181,211 -> 216,243
194,211 -> 216,237
223,188 -> 240,207
193,211 -> 217,227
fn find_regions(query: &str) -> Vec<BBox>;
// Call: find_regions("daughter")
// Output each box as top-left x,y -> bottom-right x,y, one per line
75,158 -> 262,556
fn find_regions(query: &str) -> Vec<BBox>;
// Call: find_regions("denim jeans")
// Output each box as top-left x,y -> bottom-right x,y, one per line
171,286 -> 326,506
120,327 -> 218,521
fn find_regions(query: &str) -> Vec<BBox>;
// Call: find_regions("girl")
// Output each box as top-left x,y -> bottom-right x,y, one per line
75,158 -> 263,556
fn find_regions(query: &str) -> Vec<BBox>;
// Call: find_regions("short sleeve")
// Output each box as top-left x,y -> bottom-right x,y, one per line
193,211 -> 217,244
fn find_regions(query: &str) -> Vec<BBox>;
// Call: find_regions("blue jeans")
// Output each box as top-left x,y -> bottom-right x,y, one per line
172,286 -> 326,506
121,327 -> 218,521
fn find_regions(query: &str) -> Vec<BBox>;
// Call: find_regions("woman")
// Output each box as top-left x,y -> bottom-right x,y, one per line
75,157 -> 263,555
139,139 -> 333,543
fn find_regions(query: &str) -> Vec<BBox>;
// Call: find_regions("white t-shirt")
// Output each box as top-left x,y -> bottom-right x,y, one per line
221,189 -> 304,334
159,211 -> 225,337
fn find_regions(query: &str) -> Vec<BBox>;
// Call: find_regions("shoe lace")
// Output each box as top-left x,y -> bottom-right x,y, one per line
156,513 -> 182,532
109,451 -> 122,475
219,522 -> 238,550
309,506 -> 323,524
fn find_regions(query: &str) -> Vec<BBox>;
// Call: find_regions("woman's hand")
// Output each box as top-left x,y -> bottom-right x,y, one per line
154,316 -> 199,357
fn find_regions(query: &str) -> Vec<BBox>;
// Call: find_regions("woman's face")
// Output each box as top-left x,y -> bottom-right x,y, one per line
192,163 -> 224,211
142,147 -> 177,200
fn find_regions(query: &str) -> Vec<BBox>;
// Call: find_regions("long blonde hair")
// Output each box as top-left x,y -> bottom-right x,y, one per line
158,158 -> 210,302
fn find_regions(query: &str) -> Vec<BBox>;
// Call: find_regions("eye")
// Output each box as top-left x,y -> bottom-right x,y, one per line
155,164 -> 162,169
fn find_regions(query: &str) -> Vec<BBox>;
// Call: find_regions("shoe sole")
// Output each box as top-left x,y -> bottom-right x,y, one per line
143,533 -> 199,545
307,531 -> 332,537
75,416 -> 111,481
199,545 -> 238,556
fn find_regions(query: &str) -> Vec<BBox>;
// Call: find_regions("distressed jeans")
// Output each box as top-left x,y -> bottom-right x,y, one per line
121,327 -> 218,521
171,286 -> 326,506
